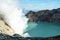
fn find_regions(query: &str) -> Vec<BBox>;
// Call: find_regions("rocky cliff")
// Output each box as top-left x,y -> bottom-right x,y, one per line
26,8 -> 60,23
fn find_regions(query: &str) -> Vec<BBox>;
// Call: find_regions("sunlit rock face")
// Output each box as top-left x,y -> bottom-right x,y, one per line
0,19 -> 15,35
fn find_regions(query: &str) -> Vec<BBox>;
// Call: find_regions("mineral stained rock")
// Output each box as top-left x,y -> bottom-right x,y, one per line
26,8 -> 60,23
0,18 -> 15,35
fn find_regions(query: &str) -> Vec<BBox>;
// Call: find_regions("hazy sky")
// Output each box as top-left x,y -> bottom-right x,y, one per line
19,0 -> 60,11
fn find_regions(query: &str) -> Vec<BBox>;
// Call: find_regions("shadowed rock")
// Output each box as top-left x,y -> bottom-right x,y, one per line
0,33 -> 60,40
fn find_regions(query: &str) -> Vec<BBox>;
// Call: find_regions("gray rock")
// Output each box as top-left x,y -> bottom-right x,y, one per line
26,8 -> 60,23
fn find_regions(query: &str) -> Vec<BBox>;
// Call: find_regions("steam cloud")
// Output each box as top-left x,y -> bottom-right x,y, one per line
0,0 -> 28,36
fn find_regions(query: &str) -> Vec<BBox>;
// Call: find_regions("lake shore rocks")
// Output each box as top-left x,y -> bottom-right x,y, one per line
0,34 -> 60,40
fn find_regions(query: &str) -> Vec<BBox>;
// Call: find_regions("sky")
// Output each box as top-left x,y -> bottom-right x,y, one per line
19,0 -> 60,11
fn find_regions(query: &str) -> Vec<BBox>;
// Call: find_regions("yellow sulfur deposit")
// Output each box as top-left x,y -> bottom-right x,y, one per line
0,19 -> 15,35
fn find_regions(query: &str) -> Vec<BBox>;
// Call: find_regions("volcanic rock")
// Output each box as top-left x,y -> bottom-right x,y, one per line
26,8 -> 60,23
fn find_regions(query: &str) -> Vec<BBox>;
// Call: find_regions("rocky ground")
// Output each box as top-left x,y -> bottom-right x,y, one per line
0,34 -> 60,40
0,34 -> 24,40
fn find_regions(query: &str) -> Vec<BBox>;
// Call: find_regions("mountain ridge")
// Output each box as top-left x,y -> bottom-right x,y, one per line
26,8 -> 60,23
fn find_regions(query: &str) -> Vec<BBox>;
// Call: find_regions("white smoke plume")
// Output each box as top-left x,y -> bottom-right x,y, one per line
0,0 -> 28,36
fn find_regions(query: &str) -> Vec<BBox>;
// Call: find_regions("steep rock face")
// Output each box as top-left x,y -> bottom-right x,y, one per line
0,19 -> 15,35
26,8 -> 60,23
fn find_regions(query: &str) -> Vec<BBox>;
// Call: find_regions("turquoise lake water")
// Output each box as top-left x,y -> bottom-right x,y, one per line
24,22 -> 60,37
